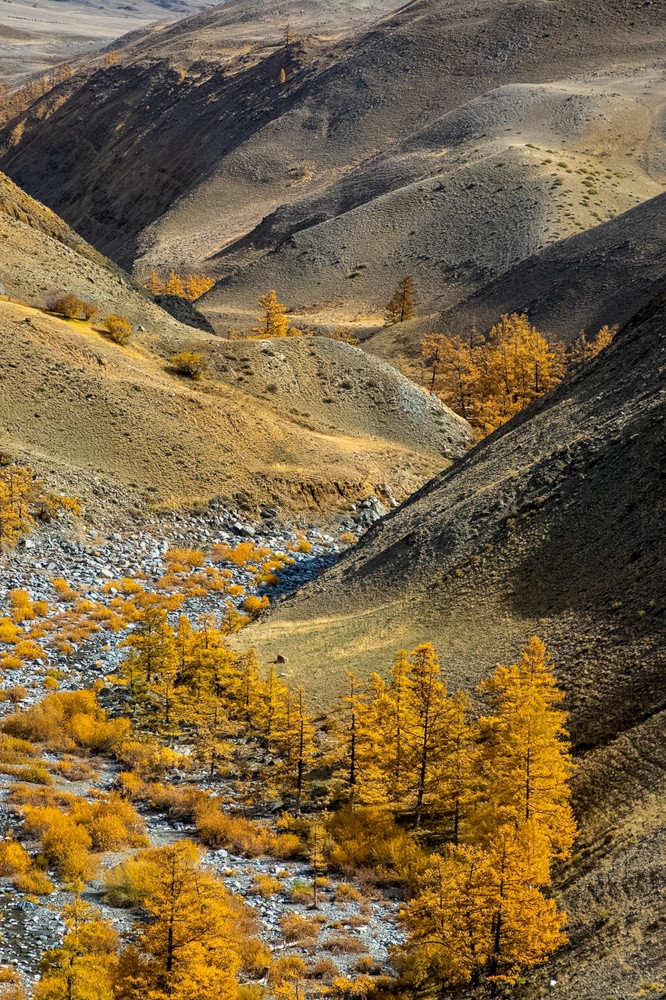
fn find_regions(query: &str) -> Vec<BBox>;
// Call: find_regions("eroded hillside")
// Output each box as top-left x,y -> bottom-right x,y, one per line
0,176 -> 472,517
0,0 -> 663,340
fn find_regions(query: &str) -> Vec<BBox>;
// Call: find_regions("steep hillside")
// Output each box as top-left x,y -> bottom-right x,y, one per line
0,176 -> 471,519
234,291 -> 666,996
364,191 -> 666,360
235,290 -> 665,723
0,0 -> 663,326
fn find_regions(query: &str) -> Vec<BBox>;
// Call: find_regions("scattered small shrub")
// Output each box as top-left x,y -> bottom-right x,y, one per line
194,803 -> 273,857
104,314 -> 132,345
103,855 -> 157,908
354,956 -> 380,975
280,912 -> 321,943
289,879 -> 314,905
310,958 -> 340,982
14,869 -> 54,895
53,758 -> 97,783
0,686 -> 27,704
48,294 -> 97,321
325,934 -> 368,955
336,883 -> 363,903
170,351 -> 205,380
252,873 -> 283,898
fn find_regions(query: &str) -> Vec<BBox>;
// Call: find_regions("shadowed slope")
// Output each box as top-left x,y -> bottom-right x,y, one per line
234,290 -> 666,997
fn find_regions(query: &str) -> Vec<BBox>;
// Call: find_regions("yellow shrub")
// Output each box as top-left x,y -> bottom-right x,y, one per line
53,758 -> 97,782
0,617 -> 22,643
22,806 -> 98,883
166,547 -> 205,569
117,739 -> 187,779
103,855 -> 157,908
3,689 -> 126,754
104,314 -> 132,345
280,912 -> 320,943
14,869 -> 54,895
115,771 -> 145,799
194,802 -> 273,857
336,883 -> 363,902
0,686 -> 27,703
242,595 -> 269,615
0,655 -> 23,671
253,873 -> 283,898
0,838 -> 31,876
14,640 -> 46,661
169,351 -> 205,379
70,794 -> 147,850
51,578 -> 79,603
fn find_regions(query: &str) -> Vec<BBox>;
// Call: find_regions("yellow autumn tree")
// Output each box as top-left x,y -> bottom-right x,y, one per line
436,690 -> 480,844
422,314 -> 565,436
403,643 -> 450,826
401,827 -> 566,988
35,898 -> 118,1000
568,324 -> 617,371
0,464 -> 81,548
399,636 -> 574,990
253,291 -> 303,338
164,269 -> 186,297
480,636 -> 577,859
385,276 -> 415,325
272,685 -> 315,812
114,841 -> 240,1000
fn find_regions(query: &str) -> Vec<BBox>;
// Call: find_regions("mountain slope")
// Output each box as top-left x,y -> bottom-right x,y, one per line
234,290 -> 666,997
236,291 -> 665,729
363,191 -> 666,361
0,173 -> 472,517
0,0 -> 663,324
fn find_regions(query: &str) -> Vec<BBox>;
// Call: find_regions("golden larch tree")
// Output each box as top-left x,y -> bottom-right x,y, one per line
385,276 -> 415,325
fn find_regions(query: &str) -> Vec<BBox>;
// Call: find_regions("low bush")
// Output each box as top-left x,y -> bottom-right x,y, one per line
3,690 -> 129,754
310,957 -> 340,982
104,314 -> 132,345
252,873 -> 283,898
280,912 -> 321,943
20,791 -> 146,886
289,879 -> 314,905
169,351 -> 205,379
103,855 -> 157,908
53,758 -> 97,783
117,740 -> 188,779
325,934 -> 368,955
14,869 -> 54,895
326,807 -> 419,877
336,883 -> 363,903
0,965 -> 28,1000
48,294 -> 97,321
194,802 -> 272,857
268,956 -> 307,988
0,838 -> 31,876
